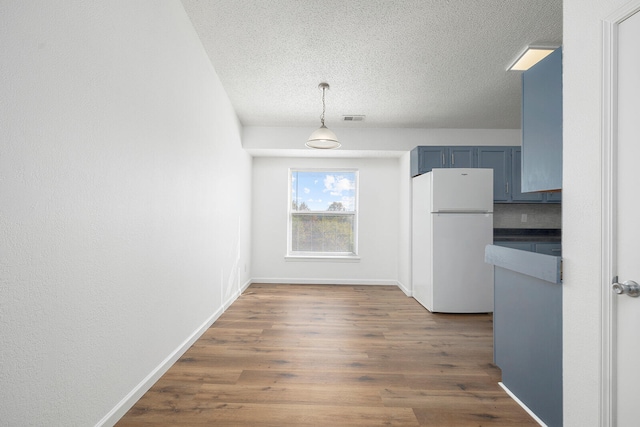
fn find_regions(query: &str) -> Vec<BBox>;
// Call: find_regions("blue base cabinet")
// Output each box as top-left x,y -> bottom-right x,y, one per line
533,242 -> 562,256
545,191 -> 562,202
495,241 -> 561,256
494,266 -> 563,427
485,245 -> 563,427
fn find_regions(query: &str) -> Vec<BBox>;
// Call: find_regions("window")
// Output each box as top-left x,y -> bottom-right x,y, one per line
288,169 -> 358,258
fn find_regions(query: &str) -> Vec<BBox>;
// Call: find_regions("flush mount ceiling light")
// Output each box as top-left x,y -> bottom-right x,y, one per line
306,82 -> 341,149
508,46 -> 559,71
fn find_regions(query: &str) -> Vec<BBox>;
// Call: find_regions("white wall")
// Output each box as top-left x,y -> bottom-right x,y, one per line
252,157 -> 400,285
0,2 -> 251,426
563,0 -> 628,425
397,152 -> 413,294
243,126 -> 521,155
248,126 -> 522,291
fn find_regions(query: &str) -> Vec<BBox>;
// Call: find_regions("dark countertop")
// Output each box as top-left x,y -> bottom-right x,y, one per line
493,228 -> 561,242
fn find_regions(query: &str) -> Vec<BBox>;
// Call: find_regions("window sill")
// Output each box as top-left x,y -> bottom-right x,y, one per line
285,255 -> 361,262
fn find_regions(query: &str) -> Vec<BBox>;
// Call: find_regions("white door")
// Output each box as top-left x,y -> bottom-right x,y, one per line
614,8 -> 640,426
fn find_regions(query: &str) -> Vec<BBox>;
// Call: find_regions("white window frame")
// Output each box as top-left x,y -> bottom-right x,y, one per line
286,168 -> 359,260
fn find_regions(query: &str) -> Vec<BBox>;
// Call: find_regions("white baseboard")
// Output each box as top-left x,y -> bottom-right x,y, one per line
250,277 -> 399,286
396,280 -> 412,296
223,278 -> 252,311
96,282 -> 249,427
498,382 -> 547,427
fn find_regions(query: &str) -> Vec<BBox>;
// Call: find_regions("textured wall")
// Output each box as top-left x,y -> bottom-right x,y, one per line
243,126 -> 521,153
397,152 -> 412,295
0,1 -> 251,425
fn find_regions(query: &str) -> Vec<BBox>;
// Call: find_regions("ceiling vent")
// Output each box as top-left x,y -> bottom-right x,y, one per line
342,115 -> 365,122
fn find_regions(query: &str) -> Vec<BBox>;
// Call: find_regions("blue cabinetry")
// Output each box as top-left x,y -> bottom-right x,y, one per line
410,146 -> 476,176
534,242 -> 562,256
511,148 -> 544,202
495,241 -> 562,256
494,241 -> 534,252
449,146 -> 475,168
486,244 -> 563,427
522,48 -> 563,192
545,191 -> 562,203
480,147 -> 562,203
412,145 -> 561,203
477,146 -> 549,203
477,147 -> 510,202
410,146 -> 446,176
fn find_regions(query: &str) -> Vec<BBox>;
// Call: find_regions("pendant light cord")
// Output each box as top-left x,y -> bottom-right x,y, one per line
306,82 -> 339,149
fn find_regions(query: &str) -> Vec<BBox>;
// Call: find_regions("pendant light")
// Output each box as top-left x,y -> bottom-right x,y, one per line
306,82 -> 341,149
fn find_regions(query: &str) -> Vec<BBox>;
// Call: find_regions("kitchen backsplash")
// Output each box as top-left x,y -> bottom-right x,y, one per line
493,203 -> 561,229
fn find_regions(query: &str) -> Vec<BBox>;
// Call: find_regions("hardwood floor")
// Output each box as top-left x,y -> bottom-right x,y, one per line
117,284 -> 537,426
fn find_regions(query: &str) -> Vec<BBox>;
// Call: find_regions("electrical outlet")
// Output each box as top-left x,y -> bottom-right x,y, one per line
521,214 -> 528,223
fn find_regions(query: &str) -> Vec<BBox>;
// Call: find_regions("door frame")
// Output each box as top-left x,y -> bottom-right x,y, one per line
601,2 -> 640,425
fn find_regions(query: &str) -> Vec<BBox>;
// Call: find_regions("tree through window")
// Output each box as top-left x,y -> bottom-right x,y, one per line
289,170 -> 358,256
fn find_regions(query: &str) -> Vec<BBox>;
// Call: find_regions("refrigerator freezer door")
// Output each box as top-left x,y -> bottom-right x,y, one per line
431,213 -> 494,313
431,168 -> 493,213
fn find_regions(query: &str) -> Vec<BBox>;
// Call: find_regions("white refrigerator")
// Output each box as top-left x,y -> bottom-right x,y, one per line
412,168 -> 494,313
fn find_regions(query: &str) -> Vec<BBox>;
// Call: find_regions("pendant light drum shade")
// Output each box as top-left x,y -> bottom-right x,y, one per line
306,82 -> 340,149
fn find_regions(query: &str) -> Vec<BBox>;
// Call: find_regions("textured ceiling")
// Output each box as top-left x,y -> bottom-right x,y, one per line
181,0 -> 562,130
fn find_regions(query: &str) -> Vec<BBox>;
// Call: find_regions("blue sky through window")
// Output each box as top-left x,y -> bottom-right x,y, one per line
291,171 -> 356,212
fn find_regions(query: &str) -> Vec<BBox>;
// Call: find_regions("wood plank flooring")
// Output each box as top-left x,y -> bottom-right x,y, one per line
116,284 -> 537,426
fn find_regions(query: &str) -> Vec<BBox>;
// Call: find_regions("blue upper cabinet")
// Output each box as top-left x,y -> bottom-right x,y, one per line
411,145 -> 559,203
411,146 -> 447,176
449,147 -> 476,168
511,147 -> 544,202
521,48 -> 563,192
477,147 -> 510,202
477,146 -> 551,203
410,146 -> 476,177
